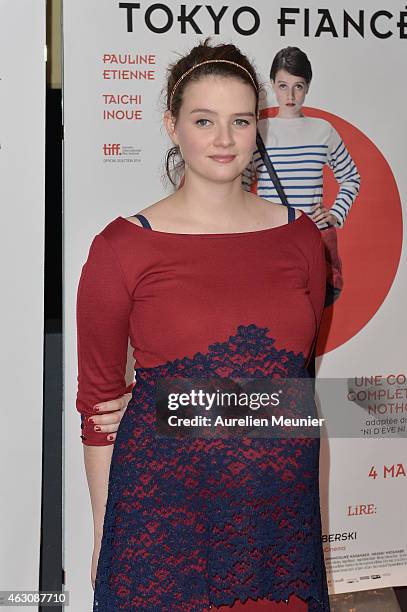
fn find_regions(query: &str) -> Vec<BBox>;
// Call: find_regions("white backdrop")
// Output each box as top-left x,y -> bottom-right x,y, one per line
0,0 -> 46,604
63,0 -> 407,607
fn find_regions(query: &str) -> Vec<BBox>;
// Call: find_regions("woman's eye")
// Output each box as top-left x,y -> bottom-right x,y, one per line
195,118 -> 211,127
234,118 -> 250,126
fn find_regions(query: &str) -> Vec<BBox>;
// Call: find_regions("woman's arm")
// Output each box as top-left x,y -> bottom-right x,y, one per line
84,443 -> 115,589
76,232 -> 132,535
76,231 -> 133,587
326,125 -> 361,227
76,233 -> 132,446
84,445 -> 114,538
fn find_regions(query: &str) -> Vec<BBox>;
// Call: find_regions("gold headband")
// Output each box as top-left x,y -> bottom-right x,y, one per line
169,59 -> 258,111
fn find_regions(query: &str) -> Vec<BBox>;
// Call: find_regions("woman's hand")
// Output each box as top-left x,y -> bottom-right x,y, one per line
311,204 -> 339,228
91,392 -> 132,443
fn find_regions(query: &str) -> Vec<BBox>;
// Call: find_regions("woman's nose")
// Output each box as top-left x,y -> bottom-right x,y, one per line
213,125 -> 234,147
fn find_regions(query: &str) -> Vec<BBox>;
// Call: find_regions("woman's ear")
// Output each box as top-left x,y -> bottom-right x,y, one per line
164,110 -> 179,145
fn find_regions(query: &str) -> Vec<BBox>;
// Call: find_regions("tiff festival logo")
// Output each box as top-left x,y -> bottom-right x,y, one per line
103,143 -> 121,156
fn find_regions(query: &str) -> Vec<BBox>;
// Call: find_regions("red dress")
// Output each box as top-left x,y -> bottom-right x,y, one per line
76,212 -> 329,611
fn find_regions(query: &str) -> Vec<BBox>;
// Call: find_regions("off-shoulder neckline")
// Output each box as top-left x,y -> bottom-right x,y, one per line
117,211 -> 307,238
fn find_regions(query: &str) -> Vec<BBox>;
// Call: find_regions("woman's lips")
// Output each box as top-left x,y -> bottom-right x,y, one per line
209,155 -> 236,163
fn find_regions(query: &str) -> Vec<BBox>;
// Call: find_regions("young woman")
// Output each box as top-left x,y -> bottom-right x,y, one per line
76,40 -> 329,611
242,46 -> 361,306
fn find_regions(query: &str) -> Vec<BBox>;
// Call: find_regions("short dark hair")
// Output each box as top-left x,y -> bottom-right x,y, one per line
269,47 -> 312,84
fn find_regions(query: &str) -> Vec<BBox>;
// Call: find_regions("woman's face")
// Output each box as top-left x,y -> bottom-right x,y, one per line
166,76 -> 257,185
272,68 -> 309,117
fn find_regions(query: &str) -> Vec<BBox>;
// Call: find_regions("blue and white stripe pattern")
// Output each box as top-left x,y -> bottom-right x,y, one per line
242,117 -> 360,229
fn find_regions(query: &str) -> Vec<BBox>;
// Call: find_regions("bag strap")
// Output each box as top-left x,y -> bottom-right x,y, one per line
287,206 -> 295,223
256,130 -> 289,208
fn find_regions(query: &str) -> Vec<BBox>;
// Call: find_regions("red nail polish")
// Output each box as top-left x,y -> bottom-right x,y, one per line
94,406 -> 100,412
89,419 -> 94,424
94,426 -> 101,432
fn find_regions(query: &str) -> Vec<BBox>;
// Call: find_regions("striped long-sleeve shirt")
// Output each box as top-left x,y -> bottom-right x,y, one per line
242,116 -> 360,229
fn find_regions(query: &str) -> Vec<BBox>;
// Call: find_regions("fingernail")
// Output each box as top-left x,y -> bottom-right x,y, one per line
94,426 -> 101,432
89,419 -> 95,424
94,406 -> 100,412
108,435 -> 113,441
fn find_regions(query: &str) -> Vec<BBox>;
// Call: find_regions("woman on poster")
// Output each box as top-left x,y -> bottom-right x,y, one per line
76,40 -> 329,611
243,46 -> 360,306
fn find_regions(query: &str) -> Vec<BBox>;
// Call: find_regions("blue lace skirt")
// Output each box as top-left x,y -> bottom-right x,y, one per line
93,374 -> 329,610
